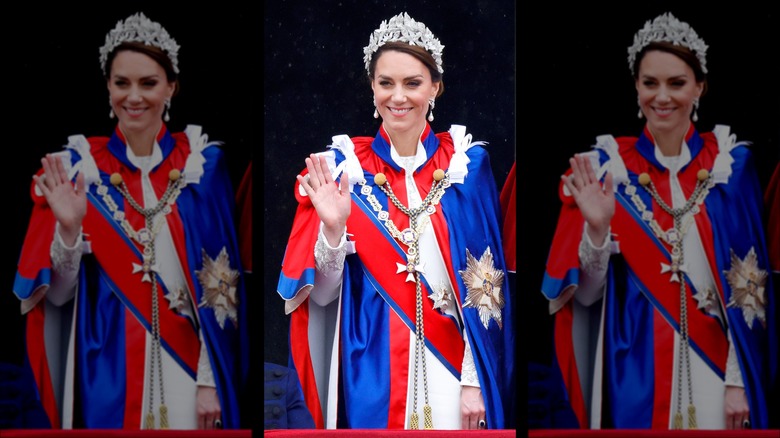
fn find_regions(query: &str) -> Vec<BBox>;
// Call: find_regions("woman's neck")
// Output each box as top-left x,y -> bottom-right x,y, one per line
649,122 -> 689,157
121,122 -> 162,157
385,123 -> 423,157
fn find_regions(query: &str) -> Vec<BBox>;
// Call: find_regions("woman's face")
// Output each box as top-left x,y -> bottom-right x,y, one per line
371,50 -> 439,138
636,50 -> 703,136
107,50 -> 174,136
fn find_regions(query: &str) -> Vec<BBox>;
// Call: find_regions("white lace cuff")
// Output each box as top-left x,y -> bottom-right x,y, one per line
579,224 -> 611,277
460,336 -> 480,387
725,332 -> 744,387
51,224 -> 84,277
196,336 -> 216,387
314,224 -> 348,277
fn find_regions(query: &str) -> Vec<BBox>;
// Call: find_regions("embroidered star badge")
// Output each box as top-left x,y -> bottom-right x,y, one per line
164,287 -> 190,314
459,247 -> 505,330
724,247 -> 767,329
692,286 -> 718,313
428,279 -> 451,312
196,247 -> 239,329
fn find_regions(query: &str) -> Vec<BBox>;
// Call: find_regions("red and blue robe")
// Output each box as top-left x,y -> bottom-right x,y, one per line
542,124 -> 776,429
277,124 -> 514,429
13,125 -> 249,429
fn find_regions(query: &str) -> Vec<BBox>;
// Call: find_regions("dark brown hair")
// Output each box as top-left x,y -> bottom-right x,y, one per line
368,42 -> 444,98
105,42 -> 180,95
633,41 -> 708,95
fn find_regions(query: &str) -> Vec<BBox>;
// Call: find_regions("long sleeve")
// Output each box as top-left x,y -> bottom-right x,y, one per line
47,223 -> 84,306
310,224 -> 348,307
575,224 -> 611,307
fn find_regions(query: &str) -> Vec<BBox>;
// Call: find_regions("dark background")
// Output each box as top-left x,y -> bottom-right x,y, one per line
3,5 -> 256,385
263,0 -> 517,366
2,2 -> 778,432
517,5 -> 779,370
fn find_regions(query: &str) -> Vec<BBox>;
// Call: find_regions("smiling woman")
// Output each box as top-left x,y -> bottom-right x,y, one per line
275,12 -> 514,431
540,12 -> 777,431
8,11 -> 250,431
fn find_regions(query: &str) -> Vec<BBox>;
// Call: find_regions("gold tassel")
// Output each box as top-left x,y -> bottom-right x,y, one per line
159,405 -> 169,429
409,412 -> 419,430
423,404 -> 433,430
673,411 -> 683,430
144,412 -> 155,430
687,404 -> 697,429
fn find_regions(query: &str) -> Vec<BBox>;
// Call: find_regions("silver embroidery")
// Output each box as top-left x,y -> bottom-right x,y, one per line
195,338 -> 216,387
460,339 -> 480,387
50,227 -> 84,277
579,226 -> 611,277
724,332 -> 744,387
314,228 -> 348,277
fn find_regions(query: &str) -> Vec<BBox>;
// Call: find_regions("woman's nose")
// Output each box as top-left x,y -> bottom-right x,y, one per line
127,86 -> 142,102
392,87 -> 406,102
656,86 -> 671,102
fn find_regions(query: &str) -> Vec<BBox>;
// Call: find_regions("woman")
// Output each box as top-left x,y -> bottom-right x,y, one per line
277,12 -> 514,430
542,12 -> 776,430
12,12 -> 248,429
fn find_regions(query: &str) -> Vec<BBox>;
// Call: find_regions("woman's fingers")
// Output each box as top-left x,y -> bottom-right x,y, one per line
317,154 -> 333,185
304,156 -> 320,190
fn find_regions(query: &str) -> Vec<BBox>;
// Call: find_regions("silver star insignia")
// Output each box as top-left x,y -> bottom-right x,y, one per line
724,247 -> 767,329
164,287 -> 189,313
428,279 -> 451,311
692,287 -> 718,313
459,247 -> 505,330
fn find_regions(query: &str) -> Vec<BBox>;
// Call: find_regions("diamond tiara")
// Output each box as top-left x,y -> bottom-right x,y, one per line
99,12 -> 180,75
627,12 -> 708,75
363,12 -> 444,75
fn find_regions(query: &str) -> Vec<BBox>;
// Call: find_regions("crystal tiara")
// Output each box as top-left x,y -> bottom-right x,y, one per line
363,12 -> 444,75
627,12 -> 708,74
99,12 -> 181,75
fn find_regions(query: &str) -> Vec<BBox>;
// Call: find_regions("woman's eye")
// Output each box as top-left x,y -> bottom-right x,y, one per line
407,81 -> 420,87
143,80 -> 159,87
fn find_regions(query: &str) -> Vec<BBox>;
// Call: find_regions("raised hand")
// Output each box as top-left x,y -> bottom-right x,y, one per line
296,154 -> 351,246
33,154 -> 86,247
561,154 -> 615,246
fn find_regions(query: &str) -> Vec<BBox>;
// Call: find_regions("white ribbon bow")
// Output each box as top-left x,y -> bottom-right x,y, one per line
329,134 -> 365,192
711,124 -> 748,185
183,124 -> 221,185
448,124 -> 485,184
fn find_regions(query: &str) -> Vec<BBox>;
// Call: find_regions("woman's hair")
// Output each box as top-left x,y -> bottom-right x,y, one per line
368,41 -> 444,98
105,42 -> 180,95
633,41 -> 708,95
